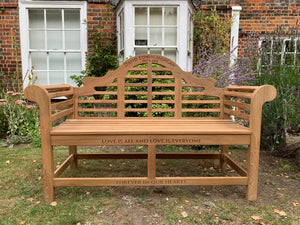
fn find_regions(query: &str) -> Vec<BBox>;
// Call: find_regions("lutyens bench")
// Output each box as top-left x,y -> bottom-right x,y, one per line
25,54 -> 276,202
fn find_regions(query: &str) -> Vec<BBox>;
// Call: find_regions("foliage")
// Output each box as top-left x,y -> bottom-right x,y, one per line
0,91 -> 40,146
71,29 -> 119,87
193,9 -> 232,60
252,63 -> 300,153
0,98 -> 8,138
193,41 -> 253,87
243,28 -> 300,154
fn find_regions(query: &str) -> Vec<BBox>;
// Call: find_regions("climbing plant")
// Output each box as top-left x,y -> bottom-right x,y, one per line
193,9 -> 232,60
71,27 -> 119,87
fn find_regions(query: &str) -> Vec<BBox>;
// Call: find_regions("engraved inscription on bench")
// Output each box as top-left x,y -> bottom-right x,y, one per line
101,138 -> 201,145
115,179 -> 187,185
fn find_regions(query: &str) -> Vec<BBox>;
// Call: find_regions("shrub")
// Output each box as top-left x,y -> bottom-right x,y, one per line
193,40 -> 253,87
193,9 -> 232,61
1,91 -> 40,146
252,62 -> 300,153
0,100 -> 8,138
243,28 -> 300,154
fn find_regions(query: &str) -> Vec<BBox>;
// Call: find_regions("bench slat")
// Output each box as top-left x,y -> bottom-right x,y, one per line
182,100 -> 220,104
224,108 -> 250,120
124,91 -> 148,95
224,91 -> 252,99
78,99 -> 118,104
51,108 -> 74,122
44,84 -> 71,91
77,108 -> 117,112
51,99 -> 74,111
224,100 -> 250,111
182,108 -> 220,112
49,90 -> 73,99
226,86 -> 259,92
181,92 -> 205,96
124,83 -> 148,87
94,91 -> 118,95
152,91 -> 175,95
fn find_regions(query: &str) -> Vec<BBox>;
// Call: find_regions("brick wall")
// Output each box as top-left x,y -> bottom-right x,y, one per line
238,0 -> 300,34
0,1 -> 21,91
87,2 -> 116,49
200,0 -> 300,34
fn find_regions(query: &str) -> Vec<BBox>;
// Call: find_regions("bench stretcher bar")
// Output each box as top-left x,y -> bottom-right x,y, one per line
53,177 -> 248,187
53,152 -> 248,187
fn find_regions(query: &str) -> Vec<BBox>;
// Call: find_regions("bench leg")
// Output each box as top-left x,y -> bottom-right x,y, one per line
220,145 -> 229,172
148,145 -> 156,179
246,141 -> 259,201
41,145 -> 55,203
69,146 -> 78,169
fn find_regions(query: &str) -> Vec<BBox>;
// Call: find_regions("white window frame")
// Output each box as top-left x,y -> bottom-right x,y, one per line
19,1 -> 87,87
116,0 -> 194,71
133,6 -> 179,62
258,36 -> 300,69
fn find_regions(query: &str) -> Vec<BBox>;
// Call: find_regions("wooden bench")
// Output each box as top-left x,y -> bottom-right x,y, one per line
25,54 -> 276,202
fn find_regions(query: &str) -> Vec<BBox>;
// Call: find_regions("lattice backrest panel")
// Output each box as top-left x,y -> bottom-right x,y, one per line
73,54 -> 224,118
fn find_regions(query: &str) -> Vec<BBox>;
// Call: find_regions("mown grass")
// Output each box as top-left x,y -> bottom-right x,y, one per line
0,145 -> 299,225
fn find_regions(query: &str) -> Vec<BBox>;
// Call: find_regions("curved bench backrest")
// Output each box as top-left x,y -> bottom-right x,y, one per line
74,54 -> 224,118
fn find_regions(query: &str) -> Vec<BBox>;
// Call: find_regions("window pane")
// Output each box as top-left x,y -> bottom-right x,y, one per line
65,31 -> 81,50
135,8 -> 147,25
135,27 -> 147,45
135,48 -> 148,56
164,49 -> 176,62
66,53 -> 82,70
34,71 -> 48,85
46,9 -> 62,29
47,31 -> 63,50
29,9 -> 44,29
49,53 -> 64,70
150,8 -> 162,25
150,28 -> 162,46
120,30 -> 124,49
31,52 -> 47,70
49,71 -> 65,85
150,49 -> 161,55
164,7 -> 177,25
29,31 -> 45,49
64,9 -> 80,29
119,11 -> 124,49
165,28 -> 177,45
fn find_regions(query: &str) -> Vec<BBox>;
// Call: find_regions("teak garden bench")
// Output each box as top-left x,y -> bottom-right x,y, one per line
25,54 -> 277,202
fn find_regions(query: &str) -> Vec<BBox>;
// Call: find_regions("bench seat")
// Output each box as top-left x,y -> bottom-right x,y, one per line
51,119 -> 251,135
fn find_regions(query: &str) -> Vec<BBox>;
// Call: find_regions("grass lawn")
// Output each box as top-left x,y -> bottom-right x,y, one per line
0,145 -> 299,225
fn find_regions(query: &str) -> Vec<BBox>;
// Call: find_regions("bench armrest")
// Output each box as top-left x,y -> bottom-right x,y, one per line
25,84 -> 75,130
224,85 -> 277,130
